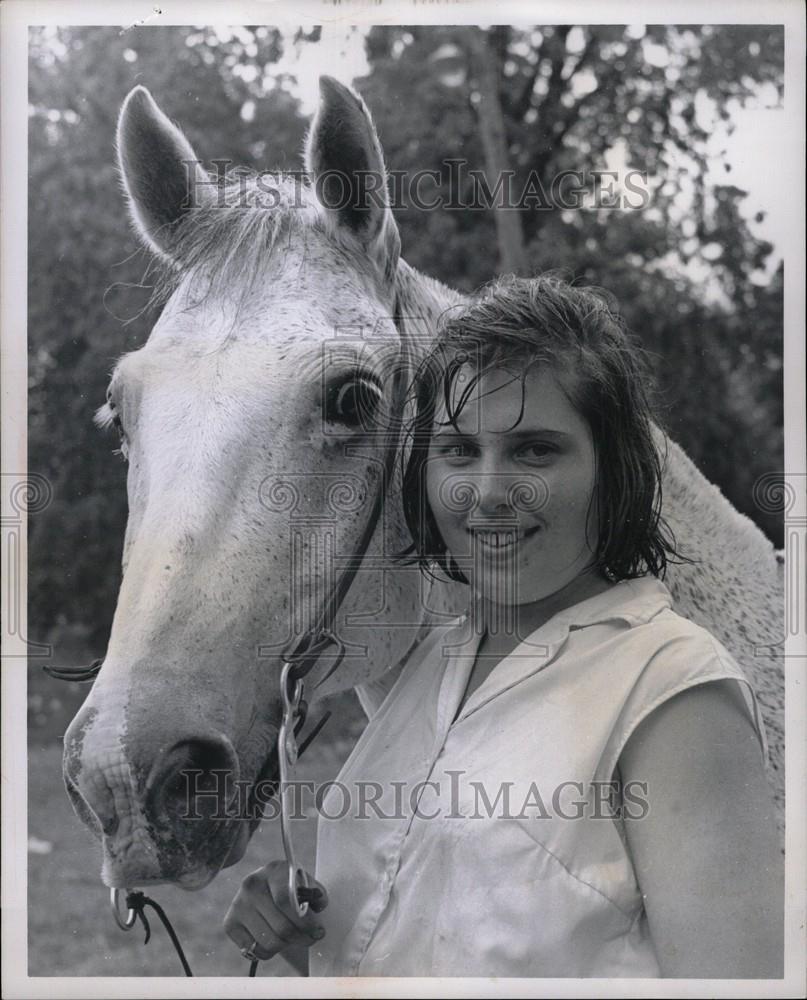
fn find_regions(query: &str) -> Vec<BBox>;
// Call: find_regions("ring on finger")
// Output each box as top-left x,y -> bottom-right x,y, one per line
240,937 -> 261,963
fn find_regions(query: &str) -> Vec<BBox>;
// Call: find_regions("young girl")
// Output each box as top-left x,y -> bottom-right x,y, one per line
224,275 -> 783,978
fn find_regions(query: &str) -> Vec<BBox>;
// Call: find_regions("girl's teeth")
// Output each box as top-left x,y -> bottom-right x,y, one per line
471,526 -> 540,548
476,532 -> 517,548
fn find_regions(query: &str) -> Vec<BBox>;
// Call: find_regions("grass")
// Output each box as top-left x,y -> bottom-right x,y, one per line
27,649 -> 367,978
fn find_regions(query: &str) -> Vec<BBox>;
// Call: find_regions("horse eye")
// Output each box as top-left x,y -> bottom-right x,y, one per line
324,377 -> 383,428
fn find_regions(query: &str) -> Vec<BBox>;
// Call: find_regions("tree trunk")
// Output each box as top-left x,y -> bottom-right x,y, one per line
464,27 -> 529,276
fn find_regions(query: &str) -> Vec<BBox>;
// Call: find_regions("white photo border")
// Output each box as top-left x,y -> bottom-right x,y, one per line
2,1 -> 804,997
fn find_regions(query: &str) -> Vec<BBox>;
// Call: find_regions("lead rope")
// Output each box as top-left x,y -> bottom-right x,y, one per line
112,870 -> 327,976
116,890 -> 194,976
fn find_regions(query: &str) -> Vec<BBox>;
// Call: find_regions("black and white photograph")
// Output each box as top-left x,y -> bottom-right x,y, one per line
2,0 -> 805,996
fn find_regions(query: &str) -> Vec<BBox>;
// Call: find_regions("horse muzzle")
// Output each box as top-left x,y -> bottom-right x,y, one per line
63,702 -> 253,888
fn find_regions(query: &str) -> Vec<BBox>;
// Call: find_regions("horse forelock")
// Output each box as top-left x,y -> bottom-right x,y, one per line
143,172 -> 398,324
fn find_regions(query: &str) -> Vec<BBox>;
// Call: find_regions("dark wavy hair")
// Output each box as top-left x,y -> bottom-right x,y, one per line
398,274 -> 684,584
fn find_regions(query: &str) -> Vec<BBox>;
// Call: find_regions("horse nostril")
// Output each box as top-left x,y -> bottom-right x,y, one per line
62,709 -> 119,838
64,766 -> 118,838
145,737 -> 240,829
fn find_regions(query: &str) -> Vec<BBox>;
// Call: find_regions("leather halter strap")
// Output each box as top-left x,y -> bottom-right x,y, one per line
274,291 -> 411,920
279,294 -> 409,695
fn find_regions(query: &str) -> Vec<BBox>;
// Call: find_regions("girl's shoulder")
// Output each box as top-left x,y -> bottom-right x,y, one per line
603,575 -> 744,675
634,601 -> 745,677
594,588 -> 770,781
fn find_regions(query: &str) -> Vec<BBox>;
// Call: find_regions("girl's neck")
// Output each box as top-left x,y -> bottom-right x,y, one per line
472,566 -> 616,642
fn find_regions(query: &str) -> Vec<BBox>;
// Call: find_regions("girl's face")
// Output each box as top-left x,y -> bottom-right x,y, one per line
425,364 -> 600,606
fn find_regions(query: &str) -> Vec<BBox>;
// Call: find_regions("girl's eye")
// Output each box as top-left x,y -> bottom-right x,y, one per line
435,441 -> 475,461
519,442 -> 557,462
324,377 -> 383,428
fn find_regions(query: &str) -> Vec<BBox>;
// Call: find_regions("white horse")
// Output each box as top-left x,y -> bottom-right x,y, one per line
62,77 -> 784,893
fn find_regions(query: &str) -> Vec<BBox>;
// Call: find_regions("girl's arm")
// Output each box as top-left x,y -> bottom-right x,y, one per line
619,679 -> 784,979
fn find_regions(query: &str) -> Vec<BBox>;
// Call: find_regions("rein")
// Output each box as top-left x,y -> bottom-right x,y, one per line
45,293 -> 411,976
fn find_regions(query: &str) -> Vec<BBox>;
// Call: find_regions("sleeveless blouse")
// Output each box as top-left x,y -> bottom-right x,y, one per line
308,576 -> 768,978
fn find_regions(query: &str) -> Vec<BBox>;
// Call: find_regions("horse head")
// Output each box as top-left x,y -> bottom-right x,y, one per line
62,77 -> 461,890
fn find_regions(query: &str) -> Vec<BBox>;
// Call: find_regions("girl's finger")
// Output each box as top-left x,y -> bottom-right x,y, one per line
246,905 -> 304,958
253,880 -> 324,943
300,880 -> 329,913
225,918 -> 281,962
223,882 -> 296,961
263,864 -> 327,932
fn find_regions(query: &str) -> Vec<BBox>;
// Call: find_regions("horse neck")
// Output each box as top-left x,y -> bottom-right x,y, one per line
394,259 -> 464,355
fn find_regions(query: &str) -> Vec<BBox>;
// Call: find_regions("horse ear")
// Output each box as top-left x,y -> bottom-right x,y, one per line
305,76 -> 400,281
116,86 -> 210,258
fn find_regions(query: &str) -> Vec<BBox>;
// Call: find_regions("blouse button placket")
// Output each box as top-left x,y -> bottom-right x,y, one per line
353,648 -> 473,974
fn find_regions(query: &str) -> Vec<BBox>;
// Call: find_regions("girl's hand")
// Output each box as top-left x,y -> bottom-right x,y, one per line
224,861 -> 328,963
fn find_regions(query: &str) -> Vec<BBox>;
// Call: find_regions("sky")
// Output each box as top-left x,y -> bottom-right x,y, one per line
707,103 -> 789,273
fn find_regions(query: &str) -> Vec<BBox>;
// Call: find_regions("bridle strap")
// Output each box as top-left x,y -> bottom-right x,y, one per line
273,290 -> 411,922
280,293 -> 409,693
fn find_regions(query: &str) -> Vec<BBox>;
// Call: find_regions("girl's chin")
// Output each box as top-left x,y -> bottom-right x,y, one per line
469,569 -> 598,607
470,581 -> 561,605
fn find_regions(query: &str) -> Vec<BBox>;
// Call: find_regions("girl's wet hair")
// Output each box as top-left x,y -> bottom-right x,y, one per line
397,273 -> 684,584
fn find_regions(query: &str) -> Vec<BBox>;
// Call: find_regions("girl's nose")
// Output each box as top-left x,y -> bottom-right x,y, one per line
474,470 -> 518,517
473,469 -> 548,519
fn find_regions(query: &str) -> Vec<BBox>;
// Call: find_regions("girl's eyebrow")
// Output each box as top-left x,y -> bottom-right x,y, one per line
431,428 -> 572,440
506,428 -> 572,441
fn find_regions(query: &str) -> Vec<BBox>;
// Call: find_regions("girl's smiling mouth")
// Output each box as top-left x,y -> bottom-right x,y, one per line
468,524 -> 543,549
